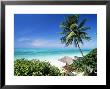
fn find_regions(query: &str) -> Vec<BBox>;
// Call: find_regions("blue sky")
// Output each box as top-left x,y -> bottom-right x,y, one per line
14,14 -> 97,49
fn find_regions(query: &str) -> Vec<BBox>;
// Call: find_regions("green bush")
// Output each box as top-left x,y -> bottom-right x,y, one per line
14,59 -> 61,76
69,48 -> 97,76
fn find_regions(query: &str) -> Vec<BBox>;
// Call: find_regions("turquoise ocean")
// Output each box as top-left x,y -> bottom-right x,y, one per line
14,48 -> 91,61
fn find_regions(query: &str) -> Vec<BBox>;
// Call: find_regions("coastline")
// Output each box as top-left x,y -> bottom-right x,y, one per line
14,48 -> 97,76
14,48 -> 90,60
14,49 -> 91,72
14,58 -> 66,70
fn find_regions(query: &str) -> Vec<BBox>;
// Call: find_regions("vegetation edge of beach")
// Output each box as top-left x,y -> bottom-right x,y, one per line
14,48 -> 97,76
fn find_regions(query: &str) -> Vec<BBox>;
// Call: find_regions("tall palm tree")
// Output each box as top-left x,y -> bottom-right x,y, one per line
60,15 -> 91,57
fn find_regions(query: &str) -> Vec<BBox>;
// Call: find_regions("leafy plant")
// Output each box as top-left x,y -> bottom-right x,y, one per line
69,48 -> 97,76
14,59 -> 61,76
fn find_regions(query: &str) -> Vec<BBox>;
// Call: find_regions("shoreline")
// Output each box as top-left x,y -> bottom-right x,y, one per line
14,48 -> 90,61
14,58 -> 67,70
14,55 -> 81,70
14,57 -> 85,76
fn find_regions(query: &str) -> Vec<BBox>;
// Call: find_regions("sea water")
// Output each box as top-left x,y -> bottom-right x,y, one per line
14,48 -> 90,61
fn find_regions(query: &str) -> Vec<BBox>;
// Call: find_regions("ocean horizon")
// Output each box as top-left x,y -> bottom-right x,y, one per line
14,48 -> 91,61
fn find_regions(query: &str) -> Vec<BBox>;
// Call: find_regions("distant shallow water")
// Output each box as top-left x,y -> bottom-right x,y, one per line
14,48 -> 91,61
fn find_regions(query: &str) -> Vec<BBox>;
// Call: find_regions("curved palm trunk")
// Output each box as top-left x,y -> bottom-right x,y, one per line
77,42 -> 84,57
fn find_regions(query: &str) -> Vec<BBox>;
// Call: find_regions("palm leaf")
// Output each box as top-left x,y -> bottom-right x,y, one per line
60,23 -> 69,30
66,31 -> 75,42
84,37 -> 91,41
68,14 -> 79,24
73,39 -> 78,47
60,37 -> 66,43
78,18 -> 87,29
79,27 -> 91,31
70,23 -> 78,30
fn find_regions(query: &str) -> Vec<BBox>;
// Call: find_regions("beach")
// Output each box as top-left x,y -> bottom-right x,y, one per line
14,48 -> 90,71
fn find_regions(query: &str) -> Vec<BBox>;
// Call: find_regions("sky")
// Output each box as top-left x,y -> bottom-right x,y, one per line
14,14 -> 97,49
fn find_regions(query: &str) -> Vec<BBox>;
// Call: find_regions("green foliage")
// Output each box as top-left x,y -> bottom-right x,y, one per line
83,48 -> 97,71
69,48 -> 97,75
14,59 -> 61,76
60,14 -> 91,47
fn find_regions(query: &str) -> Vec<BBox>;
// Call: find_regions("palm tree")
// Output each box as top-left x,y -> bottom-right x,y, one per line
60,15 -> 91,57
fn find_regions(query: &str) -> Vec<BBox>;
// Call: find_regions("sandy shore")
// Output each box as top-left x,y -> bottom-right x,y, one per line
47,60 -> 84,76
47,60 -> 66,70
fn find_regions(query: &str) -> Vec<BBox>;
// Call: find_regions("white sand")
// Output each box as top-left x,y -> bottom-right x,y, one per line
45,60 -> 84,76
48,60 -> 66,70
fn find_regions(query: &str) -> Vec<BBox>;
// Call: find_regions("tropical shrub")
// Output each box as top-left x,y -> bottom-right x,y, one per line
69,48 -> 97,76
14,59 -> 61,76
83,48 -> 97,73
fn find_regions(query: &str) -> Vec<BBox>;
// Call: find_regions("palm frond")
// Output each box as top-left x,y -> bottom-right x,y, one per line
73,39 -> 78,47
78,18 -> 87,29
60,37 -> 66,43
66,31 -> 75,43
68,14 -> 79,24
79,27 -> 91,31
65,38 -> 73,46
70,23 -> 78,31
84,37 -> 91,41
78,38 -> 84,44
79,32 -> 88,36
60,22 -> 69,30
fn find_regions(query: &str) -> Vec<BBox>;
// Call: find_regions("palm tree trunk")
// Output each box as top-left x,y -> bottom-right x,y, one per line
77,42 -> 84,57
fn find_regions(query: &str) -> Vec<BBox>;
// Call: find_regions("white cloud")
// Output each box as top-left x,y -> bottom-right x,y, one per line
17,38 -> 66,48
17,38 -> 95,48
30,39 -> 64,48
18,38 -> 31,42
